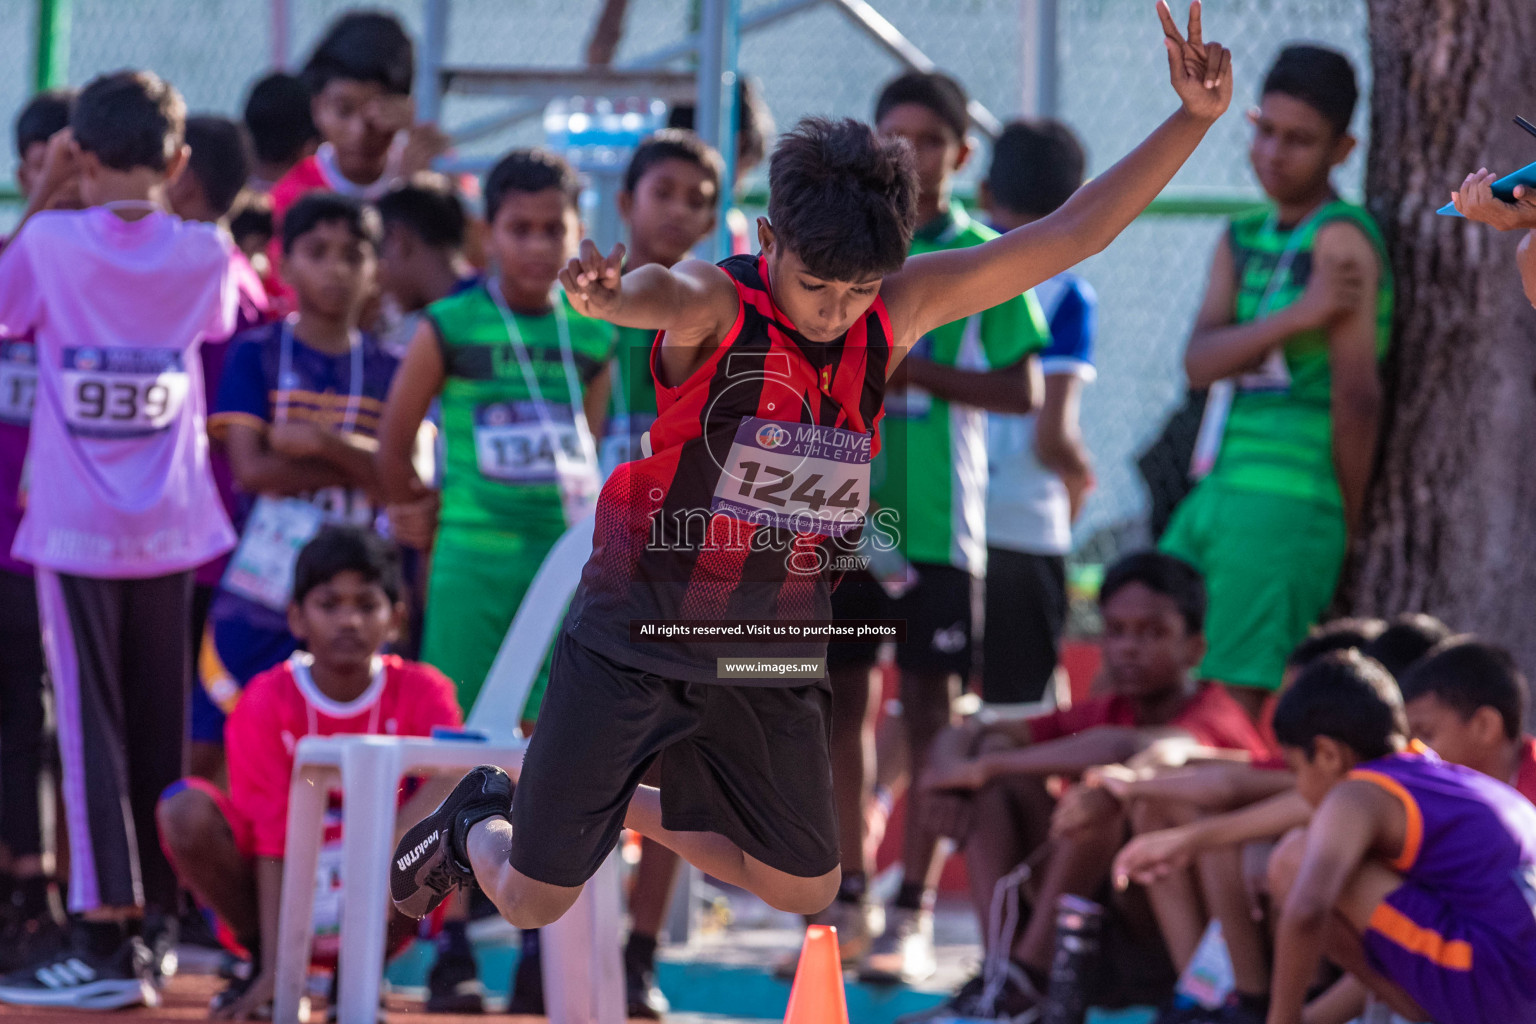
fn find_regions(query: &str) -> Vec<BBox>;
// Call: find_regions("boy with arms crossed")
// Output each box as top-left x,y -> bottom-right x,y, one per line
1163,45 -> 1391,714
391,1 -> 1232,945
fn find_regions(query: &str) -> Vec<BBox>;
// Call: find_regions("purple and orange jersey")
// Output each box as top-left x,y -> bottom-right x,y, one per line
1349,743 -> 1536,1024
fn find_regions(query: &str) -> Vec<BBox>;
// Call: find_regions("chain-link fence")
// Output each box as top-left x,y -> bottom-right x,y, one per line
0,0 -> 1372,577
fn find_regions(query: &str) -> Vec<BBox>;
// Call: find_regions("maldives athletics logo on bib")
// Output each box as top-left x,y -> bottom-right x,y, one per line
755,423 -> 791,449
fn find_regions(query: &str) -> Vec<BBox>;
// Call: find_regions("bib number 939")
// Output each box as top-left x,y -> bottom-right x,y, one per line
61,347 -> 189,438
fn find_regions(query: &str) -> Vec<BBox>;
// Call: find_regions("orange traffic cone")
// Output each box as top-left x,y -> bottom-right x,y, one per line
784,924 -> 850,1024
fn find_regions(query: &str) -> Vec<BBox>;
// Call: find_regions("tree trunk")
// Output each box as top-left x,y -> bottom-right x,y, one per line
1349,1 -> 1536,686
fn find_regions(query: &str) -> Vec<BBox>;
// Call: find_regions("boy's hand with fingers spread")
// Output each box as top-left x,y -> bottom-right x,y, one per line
1453,168 -> 1536,231
1159,0 -> 1233,125
560,240 -> 628,319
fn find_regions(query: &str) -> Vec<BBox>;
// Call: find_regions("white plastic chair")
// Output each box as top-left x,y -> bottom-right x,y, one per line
272,518 -> 626,1024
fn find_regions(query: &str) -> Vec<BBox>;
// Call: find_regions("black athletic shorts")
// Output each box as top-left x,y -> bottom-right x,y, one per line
825,562 -> 975,676
509,632 -> 840,888
981,548 -> 1067,705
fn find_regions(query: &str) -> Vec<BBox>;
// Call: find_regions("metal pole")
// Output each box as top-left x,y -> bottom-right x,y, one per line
417,0 -> 450,124
441,0 -> 817,150
1036,0 -> 1058,119
716,0 -> 740,258
824,0 -> 1003,138
34,0 -> 71,92
696,0 -> 734,261
270,0 -> 291,70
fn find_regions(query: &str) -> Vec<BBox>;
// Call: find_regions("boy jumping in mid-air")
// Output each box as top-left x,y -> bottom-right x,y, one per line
391,1 -> 1232,937
1266,651 -> 1536,1024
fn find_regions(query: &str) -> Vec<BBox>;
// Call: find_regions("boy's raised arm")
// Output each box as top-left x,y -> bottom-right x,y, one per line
561,240 -> 741,386
885,1 -> 1231,350
560,241 -> 737,335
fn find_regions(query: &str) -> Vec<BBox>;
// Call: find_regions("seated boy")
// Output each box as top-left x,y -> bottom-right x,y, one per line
1400,637 -> 1536,804
913,552 -> 1270,1020
1266,651 -> 1536,1024
1162,45 -> 1390,714
157,525 -> 462,1018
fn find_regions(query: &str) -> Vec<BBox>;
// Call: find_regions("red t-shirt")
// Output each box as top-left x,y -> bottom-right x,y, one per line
1027,682 -> 1272,760
1513,736 -> 1536,805
225,654 -> 463,858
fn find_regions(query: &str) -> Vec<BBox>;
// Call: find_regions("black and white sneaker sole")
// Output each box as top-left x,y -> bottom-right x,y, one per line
0,976 -> 157,1010
390,765 -> 513,919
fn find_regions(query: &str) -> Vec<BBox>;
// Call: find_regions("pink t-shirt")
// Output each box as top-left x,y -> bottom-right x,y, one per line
0,208 -> 239,577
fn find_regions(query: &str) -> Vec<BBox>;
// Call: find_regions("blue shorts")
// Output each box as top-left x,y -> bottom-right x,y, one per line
1363,881 -> 1536,1024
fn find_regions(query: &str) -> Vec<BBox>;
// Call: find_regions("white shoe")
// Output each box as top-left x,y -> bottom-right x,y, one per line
860,906 -> 937,984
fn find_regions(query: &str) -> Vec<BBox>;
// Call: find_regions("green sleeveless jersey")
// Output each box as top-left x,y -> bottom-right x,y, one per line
1212,199 -> 1393,507
427,285 -> 617,541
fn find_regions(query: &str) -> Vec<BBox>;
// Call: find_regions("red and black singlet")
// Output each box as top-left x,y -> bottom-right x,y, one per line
565,253 -> 894,684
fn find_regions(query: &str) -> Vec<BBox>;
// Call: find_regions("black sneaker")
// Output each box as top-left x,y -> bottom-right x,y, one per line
0,931 -> 157,1010
426,947 -> 485,1014
390,765 -> 513,919
625,959 -> 670,1019
505,940 -> 544,1016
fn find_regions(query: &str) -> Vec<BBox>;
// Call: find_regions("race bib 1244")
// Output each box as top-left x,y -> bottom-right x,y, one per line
61,347 -> 189,438
711,417 -> 871,537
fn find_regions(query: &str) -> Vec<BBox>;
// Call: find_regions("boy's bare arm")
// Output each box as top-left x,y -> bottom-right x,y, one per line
882,2 -> 1230,355
376,322 -> 446,505
1270,783 -> 1385,1024
1108,760 -> 1296,811
214,857 -> 284,1020
1034,373 -> 1093,517
222,422 -> 356,497
923,725 -> 1163,792
905,354 -> 1042,415
1114,788 -> 1310,888
1320,222 -> 1383,535
560,241 -> 739,387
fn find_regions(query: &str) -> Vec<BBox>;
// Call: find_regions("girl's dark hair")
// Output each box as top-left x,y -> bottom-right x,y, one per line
292,525 -> 402,605
766,117 -> 917,282
1273,650 -> 1406,762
